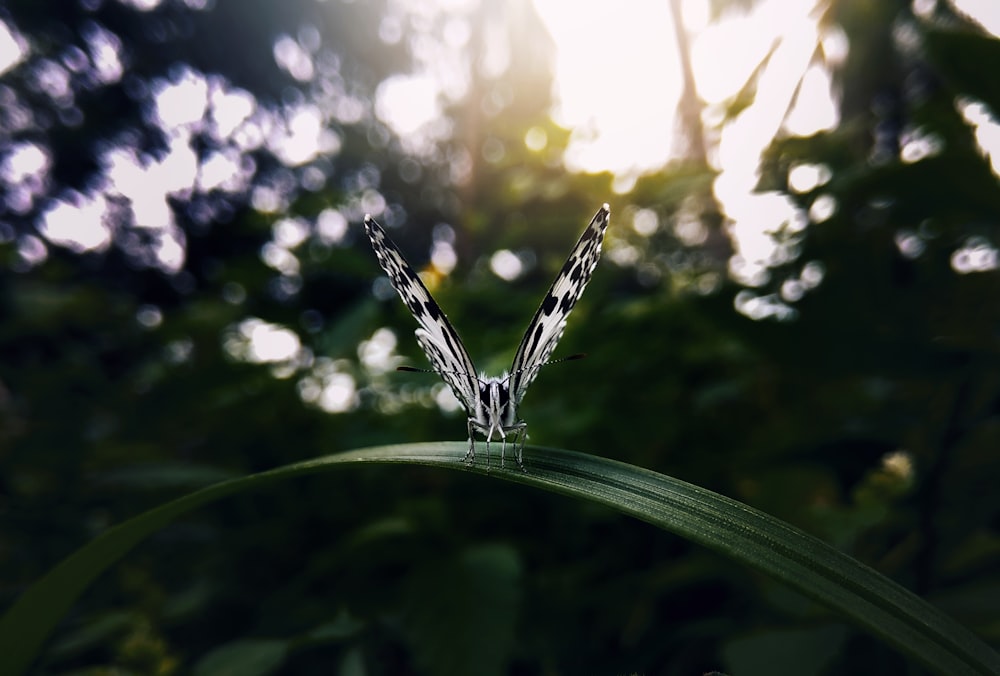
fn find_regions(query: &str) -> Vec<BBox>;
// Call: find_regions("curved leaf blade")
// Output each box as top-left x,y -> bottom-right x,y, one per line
0,443 -> 996,675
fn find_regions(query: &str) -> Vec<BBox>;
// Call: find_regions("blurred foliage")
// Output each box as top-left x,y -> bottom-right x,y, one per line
0,0 -> 998,675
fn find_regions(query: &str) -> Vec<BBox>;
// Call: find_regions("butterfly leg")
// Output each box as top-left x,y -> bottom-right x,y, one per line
499,426 -> 515,470
463,419 -> 477,465
480,427 -> 492,473
513,423 -> 527,472
499,422 -> 527,472
466,419 -> 496,472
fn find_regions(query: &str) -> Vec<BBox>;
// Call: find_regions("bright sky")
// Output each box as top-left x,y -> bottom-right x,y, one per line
533,0 -> 683,178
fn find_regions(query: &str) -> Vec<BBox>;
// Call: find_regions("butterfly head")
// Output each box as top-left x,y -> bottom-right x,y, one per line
477,374 -> 517,432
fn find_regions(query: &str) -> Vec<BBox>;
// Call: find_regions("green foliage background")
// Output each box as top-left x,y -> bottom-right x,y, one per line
0,0 -> 998,674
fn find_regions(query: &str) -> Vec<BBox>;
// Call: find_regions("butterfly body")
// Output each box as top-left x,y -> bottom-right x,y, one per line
364,204 -> 610,471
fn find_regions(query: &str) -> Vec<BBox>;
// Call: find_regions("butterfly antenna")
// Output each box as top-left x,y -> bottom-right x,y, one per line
551,352 -> 586,364
507,353 -> 586,378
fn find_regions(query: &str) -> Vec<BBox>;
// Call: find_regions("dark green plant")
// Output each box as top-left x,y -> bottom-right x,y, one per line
2,445 -> 997,675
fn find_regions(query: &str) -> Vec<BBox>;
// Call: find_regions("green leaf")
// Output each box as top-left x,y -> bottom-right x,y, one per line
1,444 -> 997,675
192,639 -> 288,676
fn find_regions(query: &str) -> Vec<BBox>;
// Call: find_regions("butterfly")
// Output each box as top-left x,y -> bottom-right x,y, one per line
364,204 -> 610,471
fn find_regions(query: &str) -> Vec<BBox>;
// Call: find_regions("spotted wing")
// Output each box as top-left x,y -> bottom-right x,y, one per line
509,204 -> 611,405
364,215 -> 479,412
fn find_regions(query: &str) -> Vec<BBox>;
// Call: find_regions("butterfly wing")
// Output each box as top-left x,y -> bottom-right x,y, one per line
509,204 -> 611,405
364,216 -> 480,413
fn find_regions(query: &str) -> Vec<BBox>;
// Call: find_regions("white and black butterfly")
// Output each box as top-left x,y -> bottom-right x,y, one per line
364,204 -> 610,471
